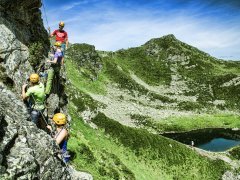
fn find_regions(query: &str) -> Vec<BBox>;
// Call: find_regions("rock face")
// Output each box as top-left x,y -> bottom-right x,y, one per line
0,0 -> 49,91
0,83 -> 71,179
0,0 -> 71,179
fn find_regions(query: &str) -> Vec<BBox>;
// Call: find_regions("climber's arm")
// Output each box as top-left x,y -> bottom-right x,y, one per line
55,129 -> 68,145
49,29 -> 56,38
22,84 -> 29,100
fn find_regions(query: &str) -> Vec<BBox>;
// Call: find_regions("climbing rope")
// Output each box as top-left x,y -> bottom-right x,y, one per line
42,0 -> 50,29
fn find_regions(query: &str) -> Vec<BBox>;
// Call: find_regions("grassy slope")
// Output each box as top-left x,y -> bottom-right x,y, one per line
115,36 -> 240,109
68,105 -> 229,180
66,57 -> 107,95
65,38 -> 240,178
65,41 -> 240,131
129,113 -> 240,133
66,58 -> 230,179
156,113 -> 240,132
113,47 -> 171,86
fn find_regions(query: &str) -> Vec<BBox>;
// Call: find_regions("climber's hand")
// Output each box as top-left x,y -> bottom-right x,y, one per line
22,84 -> 28,90
46,125 -> 52,131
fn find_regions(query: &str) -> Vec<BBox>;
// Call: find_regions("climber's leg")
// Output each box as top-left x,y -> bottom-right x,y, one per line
30,110 -> 40,124
45,68 -> 54,95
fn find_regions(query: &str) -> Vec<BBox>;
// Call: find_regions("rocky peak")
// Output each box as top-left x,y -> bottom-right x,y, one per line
144,34 -> 177,49
150,34 -> 177,44
143,34 -> 210,58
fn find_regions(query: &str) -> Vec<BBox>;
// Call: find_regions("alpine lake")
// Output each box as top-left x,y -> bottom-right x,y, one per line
162,128 -> 240,152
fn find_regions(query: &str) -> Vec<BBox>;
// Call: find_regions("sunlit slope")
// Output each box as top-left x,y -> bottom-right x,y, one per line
67,104 -> 229,179
64,35 -> 240,178
66,35 -> 240,133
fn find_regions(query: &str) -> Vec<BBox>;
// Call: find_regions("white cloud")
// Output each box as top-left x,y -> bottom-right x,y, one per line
43,1 -> 240,60
61,0 -> 90,11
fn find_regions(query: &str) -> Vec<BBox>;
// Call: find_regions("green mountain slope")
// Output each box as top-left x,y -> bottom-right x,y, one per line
66,35 -> 240,132
68,107 -> 229,179
65,34 -> 240,179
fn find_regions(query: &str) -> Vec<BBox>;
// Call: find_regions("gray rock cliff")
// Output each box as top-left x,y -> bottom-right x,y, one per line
0,83 -> 71,179
0,0 -> 49,91
0,0 -> 90,179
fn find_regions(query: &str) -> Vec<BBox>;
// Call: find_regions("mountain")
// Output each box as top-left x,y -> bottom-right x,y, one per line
66,35 -> 240,133
1,0 -> 240,178
65,36 -> 240,179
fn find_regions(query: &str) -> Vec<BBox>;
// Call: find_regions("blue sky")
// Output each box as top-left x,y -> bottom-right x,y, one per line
41,0 -> 240,60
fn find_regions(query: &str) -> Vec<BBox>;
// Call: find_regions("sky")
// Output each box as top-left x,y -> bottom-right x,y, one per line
41,0 -> 240,60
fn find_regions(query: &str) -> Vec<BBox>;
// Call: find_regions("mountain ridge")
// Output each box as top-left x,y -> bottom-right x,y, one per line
65,34 -> 240,179
66,34 -> 240,130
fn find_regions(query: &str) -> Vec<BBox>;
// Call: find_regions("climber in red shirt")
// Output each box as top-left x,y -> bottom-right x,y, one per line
49,21 -> 68,57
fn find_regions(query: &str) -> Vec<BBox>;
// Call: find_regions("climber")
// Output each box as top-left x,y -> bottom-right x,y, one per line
22,73 -> 45,125
45,41 -> 63,95
47,41 -> 63,65
48,21 -> 68,58
47,113 -> 70,163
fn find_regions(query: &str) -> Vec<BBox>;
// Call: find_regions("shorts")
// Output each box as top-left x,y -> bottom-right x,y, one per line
61,43 -> 66,57
31,109 -> 44,124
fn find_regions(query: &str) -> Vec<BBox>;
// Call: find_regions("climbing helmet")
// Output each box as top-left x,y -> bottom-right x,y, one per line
59,21 -> 65,27
53,113 -> 67,125
30,73 -> 40,83
54,41 -> 62,47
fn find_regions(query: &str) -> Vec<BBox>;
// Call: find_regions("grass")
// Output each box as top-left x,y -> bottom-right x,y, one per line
68,105 -> 167,179
103,57 -> 145,92
114,47 -> 171,86
213,60 -> 240,75
129,112 -> 240,133
228,146 -> 240,160
65,41 -> 240,179
68,106 -> 230,179
66,41 -> 240,111
65,57 -> 107,95
155,113 -> 240,132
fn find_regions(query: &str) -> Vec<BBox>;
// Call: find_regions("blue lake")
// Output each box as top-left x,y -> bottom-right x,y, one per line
161,128 -> 240,152
197,138 -> 240,152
